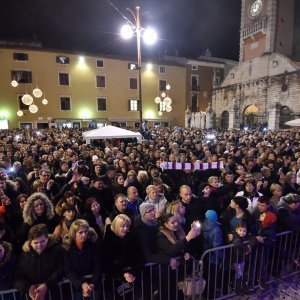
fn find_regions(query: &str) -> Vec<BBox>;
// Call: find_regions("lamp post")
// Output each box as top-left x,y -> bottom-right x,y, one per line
121,6 -> 157,129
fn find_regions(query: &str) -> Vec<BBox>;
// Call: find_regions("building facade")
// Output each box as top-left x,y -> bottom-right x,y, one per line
213,0 -> 300,130
0,44 -> 186,129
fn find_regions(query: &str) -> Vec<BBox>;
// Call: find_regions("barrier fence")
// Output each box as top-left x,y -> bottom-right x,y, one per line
1,231 -> 299,300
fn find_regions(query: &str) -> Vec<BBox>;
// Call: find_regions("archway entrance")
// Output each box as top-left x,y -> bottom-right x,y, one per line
221,111 -> 229,129
279,106 -> 292,129
243,104 -> 259,128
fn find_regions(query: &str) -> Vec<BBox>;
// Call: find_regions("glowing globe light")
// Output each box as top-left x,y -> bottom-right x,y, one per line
154,97 -> 161,104
29,104 -> 38,113
143,28 -> 157,45
33,88 -> 43,98
42,98 -> 48,105
17,110 -> 23,116
166,105 -> 172,112
166,84 -> 171,90
164,97 -> 172,106
158,111 -> 163,116
161,92 -> 166,98
22,94 -> 33,105
11,80 -> 18,87
121,24 -> 134,39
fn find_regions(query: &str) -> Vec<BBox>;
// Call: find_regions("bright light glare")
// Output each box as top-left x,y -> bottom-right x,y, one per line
244,127 -> 249,131
121,25 -> 134,39
79,56 -> 85,63
146,63 -> 153,70
206,134 -> 216,140
143,28 -> 157,45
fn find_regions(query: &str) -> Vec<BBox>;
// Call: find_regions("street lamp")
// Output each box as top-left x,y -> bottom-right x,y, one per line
121,6 -> 157,129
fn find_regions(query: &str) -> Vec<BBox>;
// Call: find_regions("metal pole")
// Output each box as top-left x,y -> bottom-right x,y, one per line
135,6 -> 143,129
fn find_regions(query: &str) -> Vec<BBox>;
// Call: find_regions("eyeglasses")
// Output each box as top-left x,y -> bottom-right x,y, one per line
145,208 -> 156,214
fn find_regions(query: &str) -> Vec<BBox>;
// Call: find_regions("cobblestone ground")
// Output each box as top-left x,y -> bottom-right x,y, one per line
231,273 -> 300,300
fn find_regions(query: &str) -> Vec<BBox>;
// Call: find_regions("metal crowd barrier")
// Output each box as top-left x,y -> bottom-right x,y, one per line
1,231 -> 299,300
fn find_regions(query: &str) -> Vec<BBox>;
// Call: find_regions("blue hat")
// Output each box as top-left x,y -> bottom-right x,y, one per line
205,210 -> 217,222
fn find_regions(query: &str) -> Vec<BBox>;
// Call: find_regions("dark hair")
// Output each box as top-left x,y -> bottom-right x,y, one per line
64,191 -> 74,198
114,193 -> 126,203
232,196 -> 249,211
235,221 -> 247,230
158,213 -> 174,228
84,197 -> 99,212
28,224 -> 49,241
257,196 -> 270,205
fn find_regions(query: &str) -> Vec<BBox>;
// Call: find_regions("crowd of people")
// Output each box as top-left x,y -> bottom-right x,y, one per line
0,126 -> 300,299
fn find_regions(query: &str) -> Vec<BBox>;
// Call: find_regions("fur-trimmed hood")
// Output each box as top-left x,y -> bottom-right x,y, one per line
23,192 -> 54,225
62,227 -> 98,250
22,234 -> 60,253
0,241 -> 13,268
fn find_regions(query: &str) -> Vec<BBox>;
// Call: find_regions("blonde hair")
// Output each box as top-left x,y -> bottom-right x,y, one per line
166,200 -> 182,217
110,214 -> 131,235
270,183 -> 282,194
137,170 -> 148,182
208,176 -> 219,185
68,219 -> 89,242
146,185 -> 157,195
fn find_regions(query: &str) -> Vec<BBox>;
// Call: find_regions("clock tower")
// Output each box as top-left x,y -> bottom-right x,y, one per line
240,0 -> 295,62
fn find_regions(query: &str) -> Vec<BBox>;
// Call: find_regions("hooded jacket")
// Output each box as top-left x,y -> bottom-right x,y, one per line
14,235 -> 64,292
17,192 -> 58,248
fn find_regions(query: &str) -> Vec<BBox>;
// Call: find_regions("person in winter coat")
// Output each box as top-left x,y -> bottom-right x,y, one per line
250,196 -> 277,290
63,219 -> 103,300
232,221 -> 257,296
202,210 -> 224,259
202,210 -> 224,299
17,192 -> 59,249
0,241 -> 15,291
235,180 -> 263,214
103,214 -> 137,296
277,193 -> 300,231
82,197 -> 105,240
14,224 -> 64,300
52,204 -> 78,241
144,185 -> 168,218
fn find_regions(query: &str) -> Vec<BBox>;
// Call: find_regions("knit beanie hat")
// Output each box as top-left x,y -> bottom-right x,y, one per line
205,210 -> 217,222
139,202 -> 156,216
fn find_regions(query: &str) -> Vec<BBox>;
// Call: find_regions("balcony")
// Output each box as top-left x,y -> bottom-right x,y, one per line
241,17 -> 268,39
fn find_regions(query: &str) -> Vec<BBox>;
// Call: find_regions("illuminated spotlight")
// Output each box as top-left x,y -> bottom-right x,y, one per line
263,127 -> 267,132
146,63 -> 153,70
79,56 -> 85,63
244,126 -> 249,131
36,131 -> 41,135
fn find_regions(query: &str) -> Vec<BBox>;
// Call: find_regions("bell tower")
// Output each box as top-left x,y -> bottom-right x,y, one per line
239,0 -> 295,62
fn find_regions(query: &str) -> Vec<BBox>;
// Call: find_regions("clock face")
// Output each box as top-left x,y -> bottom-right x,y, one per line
249,0 -> 264,18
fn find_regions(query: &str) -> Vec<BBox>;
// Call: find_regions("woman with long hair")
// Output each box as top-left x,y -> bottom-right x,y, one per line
83,198 -> 105,240
64,219 -> 102,300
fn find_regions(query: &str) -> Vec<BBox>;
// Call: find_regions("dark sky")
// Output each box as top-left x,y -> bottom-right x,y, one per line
0,0 -> 241,60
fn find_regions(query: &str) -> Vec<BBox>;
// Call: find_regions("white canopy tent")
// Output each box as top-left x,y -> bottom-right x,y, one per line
284,118 -> 300,127
82,125 -> 142,144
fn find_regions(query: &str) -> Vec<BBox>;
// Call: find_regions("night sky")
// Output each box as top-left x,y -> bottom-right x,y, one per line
0,0 -> 241,61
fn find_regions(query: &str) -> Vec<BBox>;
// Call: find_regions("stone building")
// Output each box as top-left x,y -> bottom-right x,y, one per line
213,0 -> 300,130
